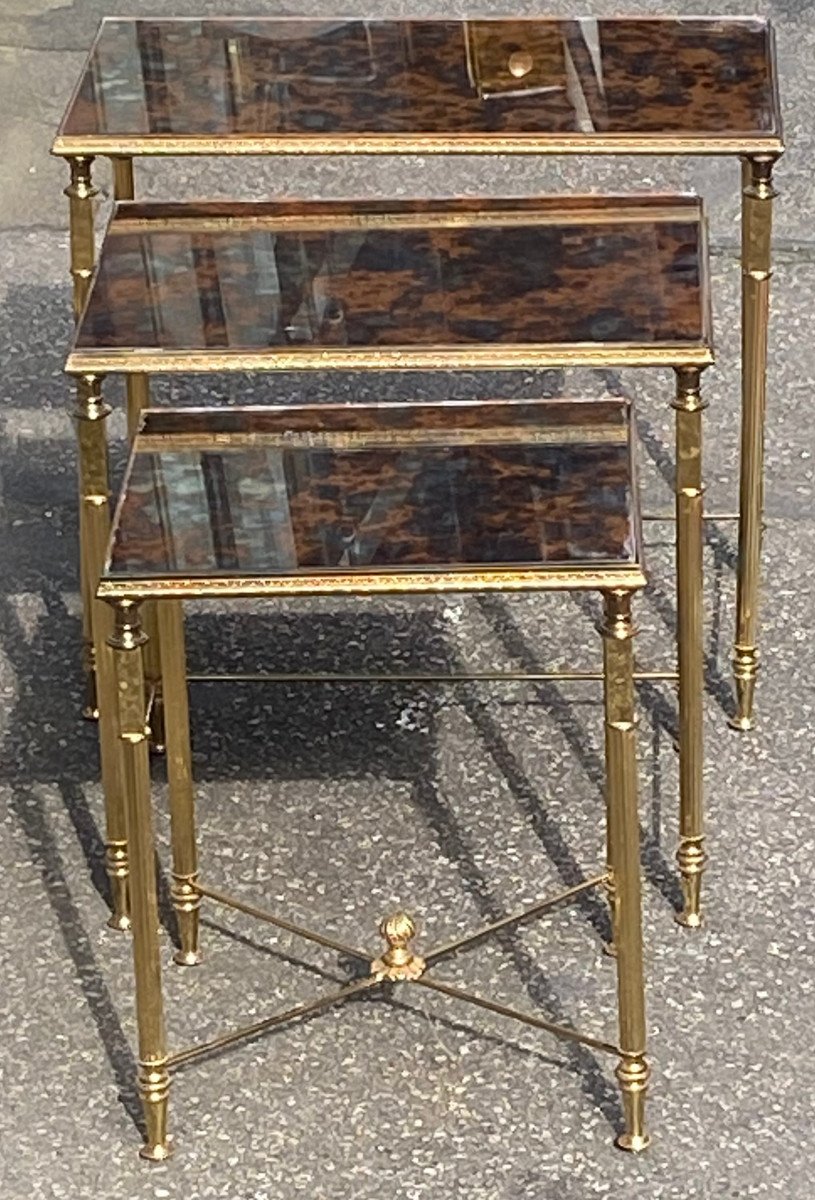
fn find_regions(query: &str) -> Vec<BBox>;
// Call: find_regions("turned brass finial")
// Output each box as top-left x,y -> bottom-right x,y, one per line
371,911 -> 426,982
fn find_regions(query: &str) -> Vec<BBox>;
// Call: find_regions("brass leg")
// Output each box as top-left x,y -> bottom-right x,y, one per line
602,590 -> 651,1153
144,609 -> 165,754
603,722 -> 619,958
110,156 -> 164,749
111,157 -> 151,442
125,373 -> 151,441
731,155 -> 777,731
112,158 -> 150,441
65,155 -> 97,320
157,601 -> 202,966
111,155 -> 134,202
121,374 -> 163,753
109,601 -> 173,1161
673,367 -> 707,928
73,374 -> 129,930
78,505 -> 98,721
64,156 -> 99,720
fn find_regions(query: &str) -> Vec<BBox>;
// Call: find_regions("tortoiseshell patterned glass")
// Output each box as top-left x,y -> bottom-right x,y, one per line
75,197 -> 707,355
58,18 -> 780,142
106,400 -> 640,580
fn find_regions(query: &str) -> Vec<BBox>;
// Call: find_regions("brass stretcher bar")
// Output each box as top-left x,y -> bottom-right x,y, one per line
166,873 -> 617,1072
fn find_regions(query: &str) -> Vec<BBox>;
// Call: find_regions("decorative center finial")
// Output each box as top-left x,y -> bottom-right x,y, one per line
371,911 -> 426,981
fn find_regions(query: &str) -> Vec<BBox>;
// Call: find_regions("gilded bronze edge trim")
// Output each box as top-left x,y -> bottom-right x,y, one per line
135,424 -> 630,451
67,343 -> 714,375
51,133 -> 785,158
97,566 -> 647,602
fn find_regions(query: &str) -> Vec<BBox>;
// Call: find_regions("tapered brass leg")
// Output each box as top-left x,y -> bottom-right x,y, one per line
144,612 -> 165,754
111,158 -> 151,442
673,367 -> 707,928
157,600 -> 202,966
111,155 -> 134,201
64,156 -> 99,720
109,601 -> 173,1161
73,374 -> 129,930
110,157 -> 165,750
112,158 -> 150,442
603,740 -> 619,958
78,505 -> 98,720
602,590 -> 651,1153
603,617 -> 621,957
124,373 -> 151,441
65,155 -> 97,320
731,155 -> 778,731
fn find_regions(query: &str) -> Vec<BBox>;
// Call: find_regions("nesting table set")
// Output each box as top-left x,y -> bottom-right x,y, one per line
53,18 -> 782,1162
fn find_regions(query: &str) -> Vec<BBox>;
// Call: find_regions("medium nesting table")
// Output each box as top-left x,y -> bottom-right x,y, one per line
54,15 -> 781,730
97,396 -> 651,1159
66,193 -> 713,931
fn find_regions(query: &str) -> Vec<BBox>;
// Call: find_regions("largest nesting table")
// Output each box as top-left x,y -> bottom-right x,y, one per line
66,192 -> 713,933
53,15 -> 782,730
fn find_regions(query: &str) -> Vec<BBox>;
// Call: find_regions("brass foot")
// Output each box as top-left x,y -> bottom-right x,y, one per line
615,1055 -> 651,1153
138,1061 -> 172,1161
139,1137 -> 174,1162
675,838 -> 706,928
173,949 -> 202,967
729,648 -> 757,732
371,912 -> 426,982
675,904 -> 703,930
139,1126 -> 173,1162
616,1131 -> 652,1154
171,878 -> 201,966
105,843 -> 130,931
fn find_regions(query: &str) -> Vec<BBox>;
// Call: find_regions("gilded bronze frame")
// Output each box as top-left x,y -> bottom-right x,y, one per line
103,572 -> 649,1159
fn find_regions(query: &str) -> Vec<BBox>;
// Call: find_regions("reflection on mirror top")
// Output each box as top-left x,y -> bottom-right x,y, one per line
104,400 -> 643,591
55,17 -> 781,150
71,196 -> 711,369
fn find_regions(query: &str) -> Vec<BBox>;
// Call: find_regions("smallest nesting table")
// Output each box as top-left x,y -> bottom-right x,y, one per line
97,398 -> 651,1159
